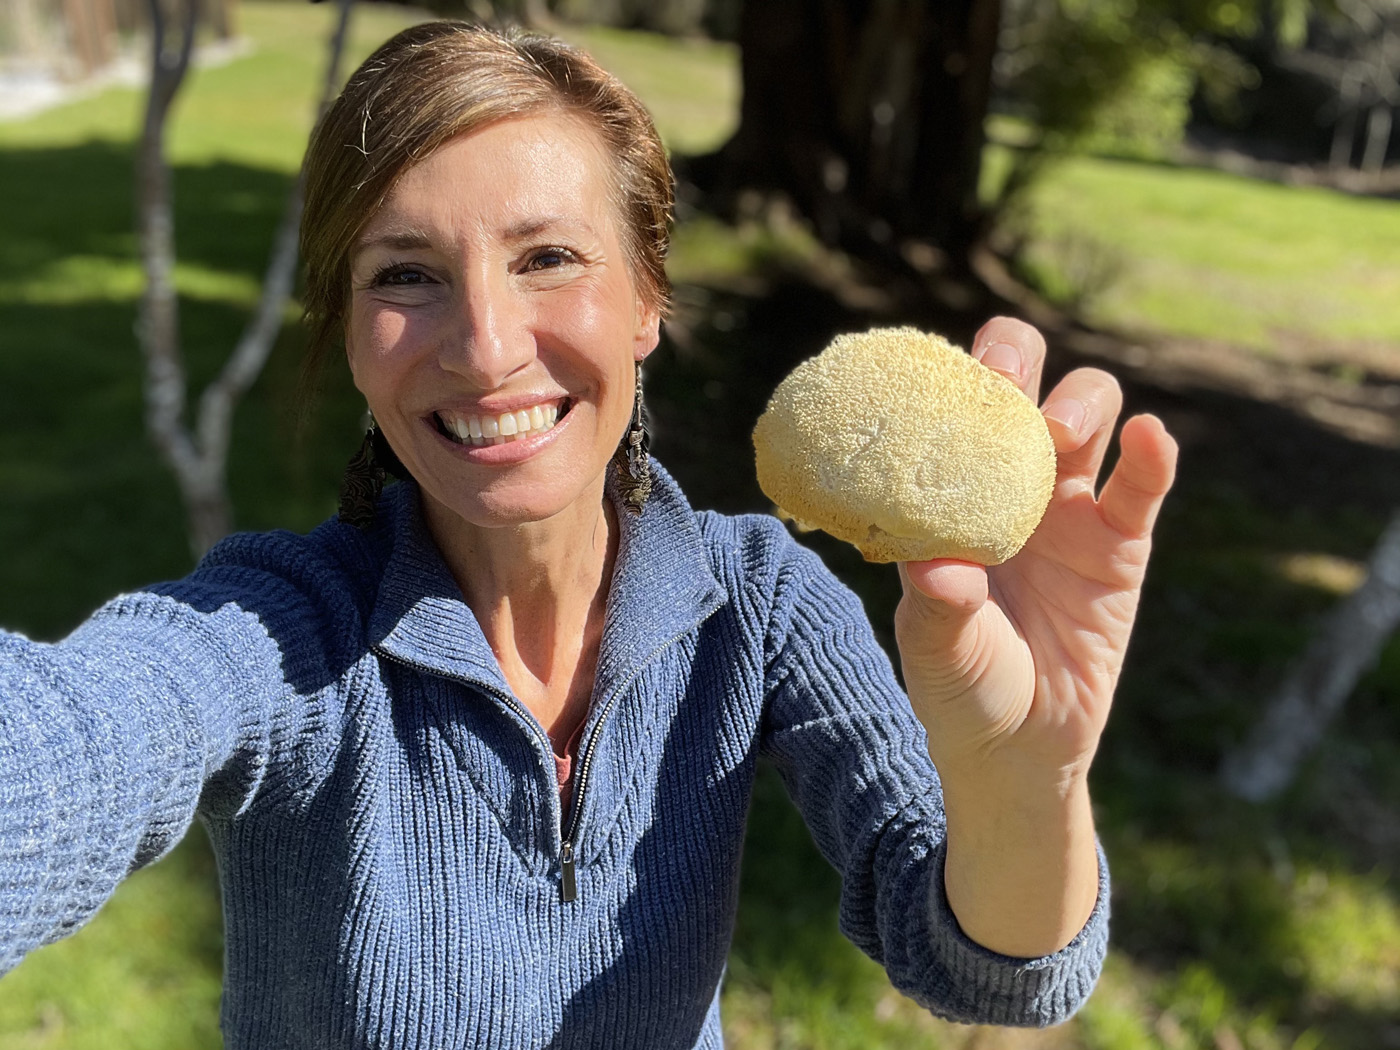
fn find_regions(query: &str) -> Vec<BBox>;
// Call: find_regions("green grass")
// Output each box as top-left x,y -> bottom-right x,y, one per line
0,835 -> 224,1050
2,6 -> 1399,1050
0,5 -> 381,170
554,24 -> 739,154
986,146 -> 1400,354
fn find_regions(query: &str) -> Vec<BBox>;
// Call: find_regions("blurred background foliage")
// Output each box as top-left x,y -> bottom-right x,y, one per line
0,1 -> 1398,1048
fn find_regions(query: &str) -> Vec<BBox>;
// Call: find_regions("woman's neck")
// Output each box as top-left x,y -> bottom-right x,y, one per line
419,486 -> 618,747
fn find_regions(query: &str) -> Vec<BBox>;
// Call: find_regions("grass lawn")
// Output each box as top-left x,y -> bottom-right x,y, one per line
2,5 -> 1399,1050
986,145 -> 1400,357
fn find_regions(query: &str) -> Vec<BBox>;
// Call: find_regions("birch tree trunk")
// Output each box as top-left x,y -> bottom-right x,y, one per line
136,0 -> 356,558
7,0 -> 50,57
1221,509 -> 1400,802
207,0 -> 235,39
62,0 -> 117,76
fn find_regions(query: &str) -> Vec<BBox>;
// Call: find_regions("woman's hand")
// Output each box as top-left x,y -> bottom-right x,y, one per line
897,316 -> 1177,782
893,316 -> 1178,956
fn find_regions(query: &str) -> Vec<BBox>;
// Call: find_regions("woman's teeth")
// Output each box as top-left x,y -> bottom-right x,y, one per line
437,403 -> 560,447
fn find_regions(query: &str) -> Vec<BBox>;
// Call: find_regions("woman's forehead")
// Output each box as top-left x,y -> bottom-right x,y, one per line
357,112 -> 620,245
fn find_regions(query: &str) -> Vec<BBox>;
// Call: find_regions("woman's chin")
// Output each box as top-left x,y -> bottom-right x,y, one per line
417,465 -> 610,536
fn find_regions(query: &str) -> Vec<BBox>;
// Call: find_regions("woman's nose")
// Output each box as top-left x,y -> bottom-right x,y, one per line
439,270 -> 534,388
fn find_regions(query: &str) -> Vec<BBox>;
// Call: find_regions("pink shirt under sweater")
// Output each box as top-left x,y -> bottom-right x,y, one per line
552,718 -> 587,824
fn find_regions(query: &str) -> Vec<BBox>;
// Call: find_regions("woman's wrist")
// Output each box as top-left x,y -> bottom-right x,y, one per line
936,756 -> 1100,958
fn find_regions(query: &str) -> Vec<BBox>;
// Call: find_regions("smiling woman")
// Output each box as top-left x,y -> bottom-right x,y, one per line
0,19 -> 1178,1050
345,115 -> 659,541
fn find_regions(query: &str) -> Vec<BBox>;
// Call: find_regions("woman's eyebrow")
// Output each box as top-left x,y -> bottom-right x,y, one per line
351,227 -> 434,259
351,217 -> 600,261
502,216 -> 596,242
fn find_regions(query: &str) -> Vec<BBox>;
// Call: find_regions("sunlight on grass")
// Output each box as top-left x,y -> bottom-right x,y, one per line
0,834 -> 224,1049
555,24 -> 738,154
0,4 -> 426,165
1101,824 -> 1400,1050
669,212 -> 824,287
987,147 -> 1400,354
0,255 -> 264,306
1076,954 -> 1336,1050
1291,867 -> 1400,1012
1076,956 -> 1160,1050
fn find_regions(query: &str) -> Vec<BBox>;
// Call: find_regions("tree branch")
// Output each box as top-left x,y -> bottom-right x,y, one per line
138,0 -> 357,557
137,0 -> 201,488
196,0 -> 355,480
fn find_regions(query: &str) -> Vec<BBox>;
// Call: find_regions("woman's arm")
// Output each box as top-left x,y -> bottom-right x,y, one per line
0,598 -> 256,972
896,317 -> 1178,958
757,522 -> 1109,1027
0,538 -> 341,974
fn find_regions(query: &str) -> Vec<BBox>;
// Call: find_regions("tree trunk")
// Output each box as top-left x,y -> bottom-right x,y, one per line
207,0 -> 236,39
136,0 -> 356,558
1221,509 -> 1400,802
685,0 -> 1000,269
1362,103 -> 1393,173
137,0 -> 206,537
63,0 -> 117,75
7,0 -> 45,57
1330,103 -> 1357,170
638,0 -> 707,35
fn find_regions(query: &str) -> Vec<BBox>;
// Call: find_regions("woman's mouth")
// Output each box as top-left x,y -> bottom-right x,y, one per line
433,400 -> 568,447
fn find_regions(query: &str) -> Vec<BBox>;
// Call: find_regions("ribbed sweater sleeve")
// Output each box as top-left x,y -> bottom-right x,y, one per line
757,532 -> 1108,1026
0,528 -> 358,976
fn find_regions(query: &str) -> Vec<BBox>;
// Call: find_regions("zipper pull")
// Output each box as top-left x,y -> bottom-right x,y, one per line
560,842 -> 578,903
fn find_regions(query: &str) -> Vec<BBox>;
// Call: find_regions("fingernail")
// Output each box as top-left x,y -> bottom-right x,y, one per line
975,341 -> 1022,381
1044,399 -> 1086,435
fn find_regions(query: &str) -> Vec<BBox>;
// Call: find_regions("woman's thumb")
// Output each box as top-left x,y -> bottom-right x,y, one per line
895,560 -> 990,679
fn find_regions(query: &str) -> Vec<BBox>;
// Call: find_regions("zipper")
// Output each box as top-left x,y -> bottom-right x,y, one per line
555,673 -> 634,902
376,646 -> 607,903
377,616 -> 709,904
556,622 -> 702,901
560,841 -> 577,902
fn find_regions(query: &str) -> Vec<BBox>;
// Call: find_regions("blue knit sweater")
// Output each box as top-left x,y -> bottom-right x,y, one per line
0,465 -> 1108,1047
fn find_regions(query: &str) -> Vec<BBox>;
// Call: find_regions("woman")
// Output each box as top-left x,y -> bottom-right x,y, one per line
0,20 -> 1178,1048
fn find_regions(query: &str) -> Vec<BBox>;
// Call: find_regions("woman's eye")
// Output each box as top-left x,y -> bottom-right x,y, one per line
371,264 -> 429,287
526,247 -> 576,271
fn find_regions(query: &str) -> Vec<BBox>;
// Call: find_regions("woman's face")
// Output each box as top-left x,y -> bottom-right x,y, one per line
345,110 -> 660,531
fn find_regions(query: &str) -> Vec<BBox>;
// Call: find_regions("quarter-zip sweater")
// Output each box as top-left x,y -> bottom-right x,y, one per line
0,464 -> 1108,1047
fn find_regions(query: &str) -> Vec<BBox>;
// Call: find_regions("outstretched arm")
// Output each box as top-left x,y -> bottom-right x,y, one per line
895,317 -> 1178,958
0,552 -> 323,975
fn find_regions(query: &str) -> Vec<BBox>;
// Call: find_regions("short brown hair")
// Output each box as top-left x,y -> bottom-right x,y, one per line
299,21 -> 673,375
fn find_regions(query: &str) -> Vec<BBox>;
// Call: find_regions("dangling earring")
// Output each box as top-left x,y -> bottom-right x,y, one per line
613,362 -> 652,515
339,412 -> 391,529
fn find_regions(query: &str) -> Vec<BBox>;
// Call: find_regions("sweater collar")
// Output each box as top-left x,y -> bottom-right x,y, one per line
368,463 -> 727,700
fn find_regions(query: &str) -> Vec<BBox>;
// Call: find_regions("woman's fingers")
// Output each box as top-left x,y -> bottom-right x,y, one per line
1040,367 -> 1123,492
1039,368 -> 1177,539
971,317 -> 1046,405
1097,413 -> 1179,539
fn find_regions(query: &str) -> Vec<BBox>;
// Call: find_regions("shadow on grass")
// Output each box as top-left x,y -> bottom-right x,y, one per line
0,140 -> 364,639
646,265 -> 1400,1046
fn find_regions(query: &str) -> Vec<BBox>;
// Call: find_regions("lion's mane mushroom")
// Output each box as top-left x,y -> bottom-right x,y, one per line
752,326 -> 1057,565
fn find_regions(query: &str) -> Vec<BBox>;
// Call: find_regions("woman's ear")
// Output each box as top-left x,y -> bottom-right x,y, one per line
633,296 -> 662,362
